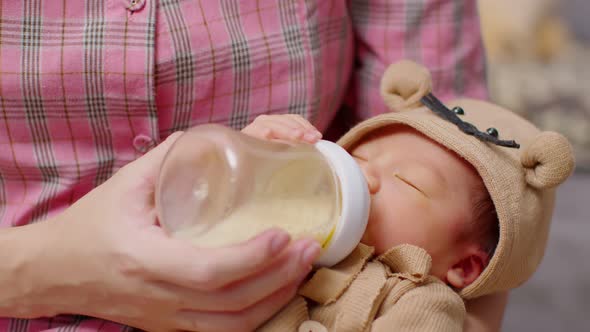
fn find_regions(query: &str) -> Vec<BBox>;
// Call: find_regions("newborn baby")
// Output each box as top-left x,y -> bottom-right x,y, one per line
241,61 -> 574,332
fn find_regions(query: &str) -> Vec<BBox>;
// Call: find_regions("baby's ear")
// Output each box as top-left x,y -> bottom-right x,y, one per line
521,131 -> 575,189
380,60 -> 432,112
446,247 -> 488,289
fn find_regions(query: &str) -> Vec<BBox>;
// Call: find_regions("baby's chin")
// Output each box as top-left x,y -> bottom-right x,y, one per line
359,234 -> 387,255
360,232 -> 372,247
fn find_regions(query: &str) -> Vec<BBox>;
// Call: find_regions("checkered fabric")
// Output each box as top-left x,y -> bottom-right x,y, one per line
0,0 -> 487,331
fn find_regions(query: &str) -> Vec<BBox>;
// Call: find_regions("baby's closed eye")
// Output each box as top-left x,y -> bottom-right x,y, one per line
393,173 -> 427,196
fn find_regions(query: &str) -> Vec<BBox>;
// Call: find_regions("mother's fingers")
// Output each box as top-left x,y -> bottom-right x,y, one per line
211,239 -> 317,310
158,238 -> 319,312
174,279 -> 302,332
143,229 -> 314,290
192,236 -> 319,290
270,115 -> 321,142
284,114 -> 322,137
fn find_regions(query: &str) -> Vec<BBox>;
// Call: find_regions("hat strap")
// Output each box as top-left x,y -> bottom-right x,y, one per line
420,93 -> 520,149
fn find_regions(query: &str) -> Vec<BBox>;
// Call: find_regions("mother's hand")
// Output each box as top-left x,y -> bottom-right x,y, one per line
2,132 -> 320,332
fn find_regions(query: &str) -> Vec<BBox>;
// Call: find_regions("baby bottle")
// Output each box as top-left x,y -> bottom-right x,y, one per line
155,124 -> 369,266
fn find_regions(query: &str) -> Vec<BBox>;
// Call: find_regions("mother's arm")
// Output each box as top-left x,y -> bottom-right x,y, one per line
464,291 -> 509,331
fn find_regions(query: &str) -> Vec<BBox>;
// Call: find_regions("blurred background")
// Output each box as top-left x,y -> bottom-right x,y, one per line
477,0 -> 590,330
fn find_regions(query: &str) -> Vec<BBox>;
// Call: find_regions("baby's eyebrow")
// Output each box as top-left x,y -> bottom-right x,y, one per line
419,164 -> 448,193
431,166 -> 448,190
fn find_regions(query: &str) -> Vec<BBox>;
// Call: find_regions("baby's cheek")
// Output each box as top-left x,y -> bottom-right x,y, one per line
445,214 -> 471,243
367,221 -> 423,254
361,219 -> 393,254
430,198 -> 470,241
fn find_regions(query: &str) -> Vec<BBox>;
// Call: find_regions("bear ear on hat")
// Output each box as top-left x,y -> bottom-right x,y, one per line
521,131 -> 575,189
380,60 -> 433,112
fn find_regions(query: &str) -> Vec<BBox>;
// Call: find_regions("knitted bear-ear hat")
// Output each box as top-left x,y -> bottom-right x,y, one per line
337,60 -> 575,299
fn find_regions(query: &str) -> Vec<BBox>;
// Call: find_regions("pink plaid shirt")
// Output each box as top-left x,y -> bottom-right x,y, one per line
0,0 -> 487,330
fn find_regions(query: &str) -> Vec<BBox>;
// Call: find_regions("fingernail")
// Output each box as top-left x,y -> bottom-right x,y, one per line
315,131 -> 322,138
270,231 -> 290,254
301,241 -> 321,265
303,132 -> 318,142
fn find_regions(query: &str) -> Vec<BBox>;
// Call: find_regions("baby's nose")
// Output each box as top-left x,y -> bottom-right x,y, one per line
359,163 -> 380,195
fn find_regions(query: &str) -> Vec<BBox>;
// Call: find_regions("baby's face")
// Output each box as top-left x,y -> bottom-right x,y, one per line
350,125 -> 482,279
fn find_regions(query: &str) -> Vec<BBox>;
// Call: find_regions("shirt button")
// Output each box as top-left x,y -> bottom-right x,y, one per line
125,0 -> 146,12
133,134 -> 154,153
298,320 -> 328,332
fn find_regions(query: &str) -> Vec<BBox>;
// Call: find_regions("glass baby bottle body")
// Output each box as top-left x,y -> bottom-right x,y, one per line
156,124 -> 369,266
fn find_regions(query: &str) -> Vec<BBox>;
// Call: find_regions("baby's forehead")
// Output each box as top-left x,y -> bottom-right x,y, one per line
351,124 -> 458,158
349,124 -> 430,150
346,122 -> 487,186
354,126 -> 484,189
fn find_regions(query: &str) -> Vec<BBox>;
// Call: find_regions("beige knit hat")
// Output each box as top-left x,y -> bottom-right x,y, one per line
337,60 -> 575,299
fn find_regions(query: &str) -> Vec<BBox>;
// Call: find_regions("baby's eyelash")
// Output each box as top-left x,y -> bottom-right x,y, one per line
394,174 -> 426,196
